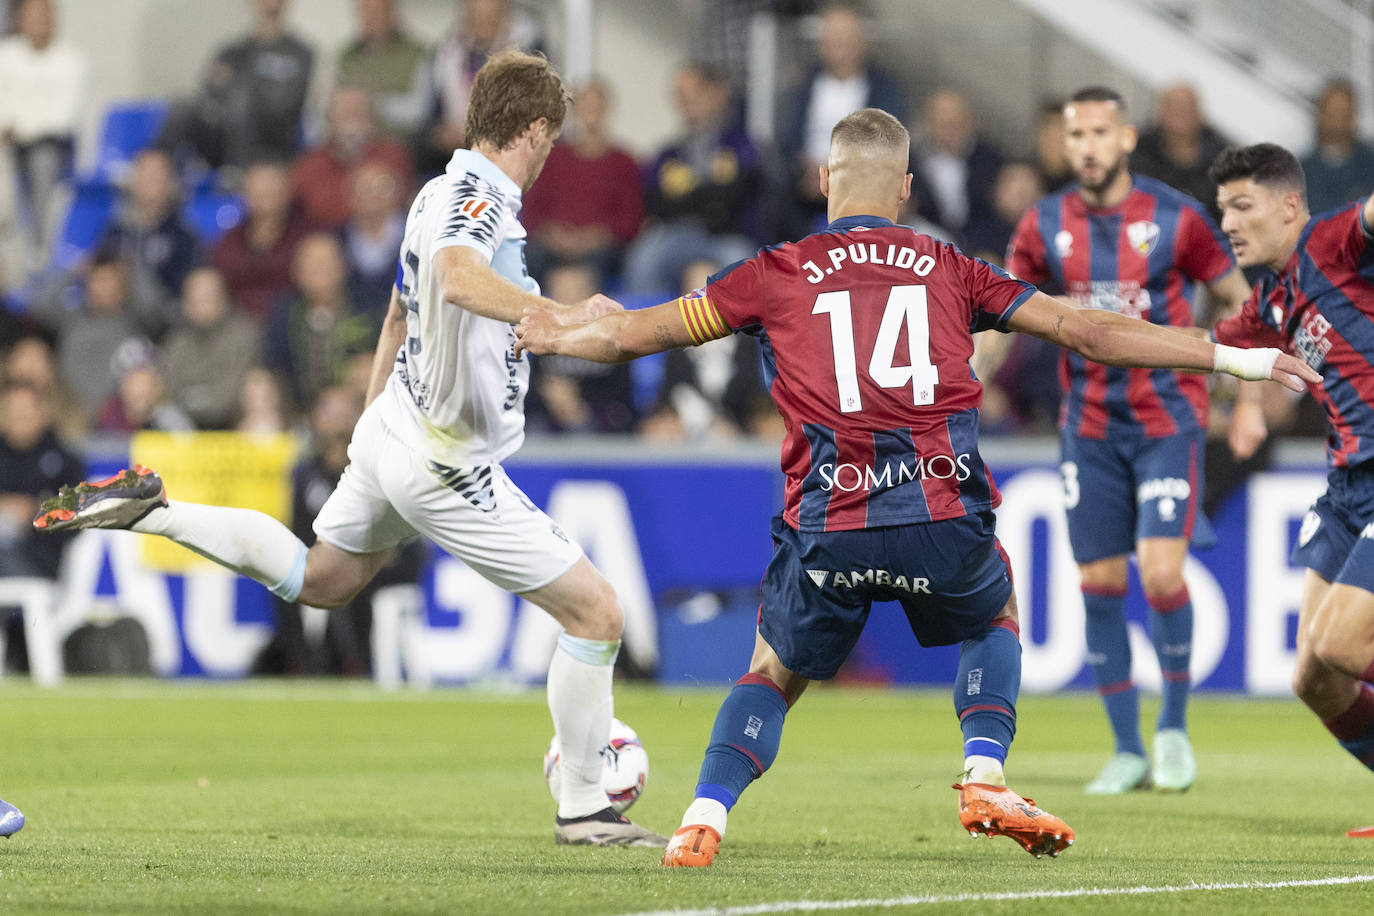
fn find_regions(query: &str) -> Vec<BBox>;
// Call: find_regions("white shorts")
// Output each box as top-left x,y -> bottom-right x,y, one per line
312,403 -> 583,594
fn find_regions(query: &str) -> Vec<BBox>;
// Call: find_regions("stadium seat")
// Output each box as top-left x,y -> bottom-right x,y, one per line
51,181 -> 116,271
631,352 -> 667,414
182,190 -> 245,246
618,293 -> 672,413
91,100 -> 169,184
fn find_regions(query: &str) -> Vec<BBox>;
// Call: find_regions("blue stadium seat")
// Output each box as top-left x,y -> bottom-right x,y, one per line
619,293 -> 673,413
182,191 -> 244,246
631,351 -> 667,414
52,182 -> 116,270
91,100 -> 169,183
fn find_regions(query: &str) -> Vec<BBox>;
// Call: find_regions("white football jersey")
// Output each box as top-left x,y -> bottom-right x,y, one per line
379,149 -> 537,466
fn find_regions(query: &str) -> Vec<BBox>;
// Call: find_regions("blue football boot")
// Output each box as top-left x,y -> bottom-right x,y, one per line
0,799 -> 24,837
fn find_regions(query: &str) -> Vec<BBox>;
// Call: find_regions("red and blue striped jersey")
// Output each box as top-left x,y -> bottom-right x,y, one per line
682,214 -> 1035,532
1007,175 -> 1235,438
1213,200 -> 1374,469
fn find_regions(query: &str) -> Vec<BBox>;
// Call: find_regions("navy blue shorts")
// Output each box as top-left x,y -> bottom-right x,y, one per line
1292,463 -> 1374,594
1060,427 -> 1214,565
759,512 -> 1014,680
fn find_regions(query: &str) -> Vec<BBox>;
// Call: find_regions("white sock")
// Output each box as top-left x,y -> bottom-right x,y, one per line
132,501 -> 308,600
547,641 -> 616,818
680,798 -> 728,839
963,754 -> 1006,786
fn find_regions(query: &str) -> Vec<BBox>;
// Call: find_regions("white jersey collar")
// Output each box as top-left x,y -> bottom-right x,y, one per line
446,149 -> 523,201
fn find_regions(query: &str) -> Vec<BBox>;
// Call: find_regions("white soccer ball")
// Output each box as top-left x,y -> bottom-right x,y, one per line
543,717 -> 649,813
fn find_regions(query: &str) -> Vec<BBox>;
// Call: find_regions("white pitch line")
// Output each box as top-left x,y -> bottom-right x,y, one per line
612,873 -> 1374,916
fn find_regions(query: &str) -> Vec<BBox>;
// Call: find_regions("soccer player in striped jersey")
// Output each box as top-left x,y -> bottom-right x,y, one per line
1209,143 -> 1374,838
1006,87 -> 1253,795
515,108 -> 1315,865
32,52 -> 667,848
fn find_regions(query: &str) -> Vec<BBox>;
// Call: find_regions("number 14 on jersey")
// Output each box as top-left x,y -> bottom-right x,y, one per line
812,284 -> 939,413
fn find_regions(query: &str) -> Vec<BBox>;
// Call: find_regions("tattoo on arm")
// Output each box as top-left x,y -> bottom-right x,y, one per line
653,323 -> 676,349
1052,314 -> 1064,339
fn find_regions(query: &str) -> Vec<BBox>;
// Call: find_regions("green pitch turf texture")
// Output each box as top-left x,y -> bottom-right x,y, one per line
0,681 -> 1369,915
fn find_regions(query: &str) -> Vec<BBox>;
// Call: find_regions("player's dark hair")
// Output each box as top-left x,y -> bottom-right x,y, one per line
1208,144 -> 1307,203
465,50 -> 571,151
831,107 -> 910,155
1066,86 -> 1126,113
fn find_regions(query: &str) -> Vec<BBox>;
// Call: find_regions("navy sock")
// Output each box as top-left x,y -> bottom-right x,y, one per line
695,674 -> 790,809
954,619 -> 1021,766
1148,585 -> 1193,732
1323,685 -> 1374,772
1083,585 -> 1145,757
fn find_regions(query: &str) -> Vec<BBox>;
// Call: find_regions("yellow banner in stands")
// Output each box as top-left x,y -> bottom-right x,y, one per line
130,432 -> 297,572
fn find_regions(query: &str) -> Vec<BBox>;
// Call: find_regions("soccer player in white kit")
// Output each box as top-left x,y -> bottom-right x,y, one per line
34,50 -> 667,848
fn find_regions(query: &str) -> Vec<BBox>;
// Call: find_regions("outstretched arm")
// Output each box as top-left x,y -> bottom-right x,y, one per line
1006,291 -> 1318,391
515,300 -> 702,362
435,246 -> 621,324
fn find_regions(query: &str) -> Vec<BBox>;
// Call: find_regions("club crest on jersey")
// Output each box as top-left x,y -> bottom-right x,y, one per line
456,197 -> 491,220
1127,220 -> 1160,256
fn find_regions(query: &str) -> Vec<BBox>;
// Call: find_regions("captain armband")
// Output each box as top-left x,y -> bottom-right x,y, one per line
677,292 -> 731,345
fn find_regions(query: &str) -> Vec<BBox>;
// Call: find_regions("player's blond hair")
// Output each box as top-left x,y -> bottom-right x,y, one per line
465,50 -> 572,150
828,108 -> 910,185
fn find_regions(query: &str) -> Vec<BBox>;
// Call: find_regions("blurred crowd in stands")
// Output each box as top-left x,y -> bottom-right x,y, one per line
4,0 -> 1370,447
1,0 -> 1369,672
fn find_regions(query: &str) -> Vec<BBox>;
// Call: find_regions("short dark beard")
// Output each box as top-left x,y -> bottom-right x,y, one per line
1078,154 -> 1125,197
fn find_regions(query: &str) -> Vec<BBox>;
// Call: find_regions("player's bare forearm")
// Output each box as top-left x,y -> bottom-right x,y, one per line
516,301 -> 697,362
435,246 -> 621,324
1008,291 -> 1319,391
1079,311 -> 1216,368
1012,293 -> 1214,369
366,289 -> 407,406
435,245 -> 562,323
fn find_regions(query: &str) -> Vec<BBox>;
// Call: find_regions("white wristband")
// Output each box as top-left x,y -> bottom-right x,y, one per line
1213,344 -> 1280,382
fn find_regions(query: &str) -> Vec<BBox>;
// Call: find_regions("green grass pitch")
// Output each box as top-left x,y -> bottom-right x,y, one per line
0,680 -> 1371,914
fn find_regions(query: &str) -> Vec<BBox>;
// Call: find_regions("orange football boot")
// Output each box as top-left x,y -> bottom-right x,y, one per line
1347,825 -> 1374,838
954,782 -> 1074,858
661,824 -> 721,867
33,465 -> 166,532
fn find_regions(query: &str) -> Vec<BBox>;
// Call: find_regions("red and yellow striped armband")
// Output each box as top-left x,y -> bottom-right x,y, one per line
677,291 -> 731,345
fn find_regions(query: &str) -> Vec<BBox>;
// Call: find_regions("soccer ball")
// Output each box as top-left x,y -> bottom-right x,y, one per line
543,717 -> 649,813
